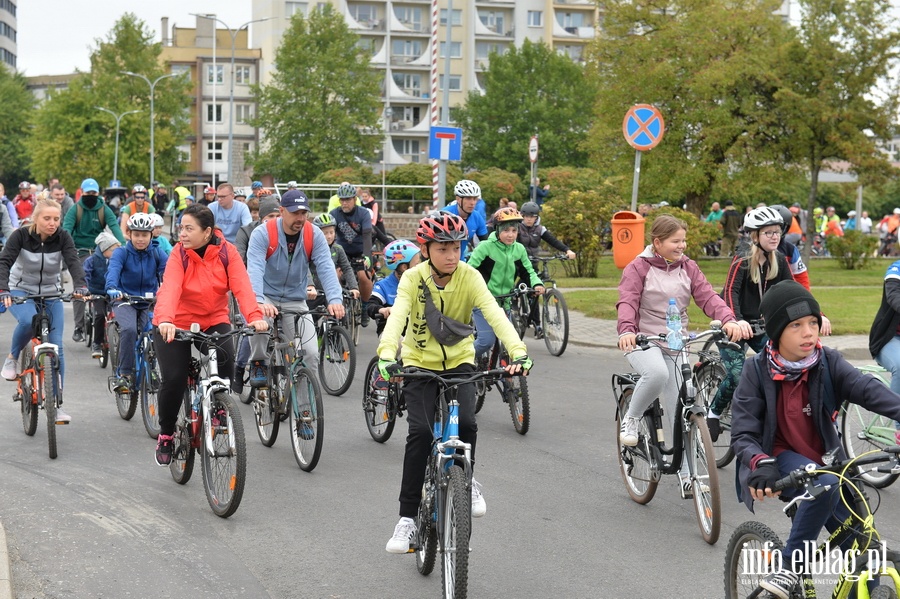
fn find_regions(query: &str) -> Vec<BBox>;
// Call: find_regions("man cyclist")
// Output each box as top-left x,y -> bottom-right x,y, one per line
208,183 -> 252,244
118,184 -> 156,231
330,182 -> 374,327
442,179 -> 489,260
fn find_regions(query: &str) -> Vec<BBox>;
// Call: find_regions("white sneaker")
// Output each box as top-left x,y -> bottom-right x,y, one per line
1,357 -> 18,381
471,479 -> 486,518
679,472 -> 710,499
385,517 -> 416,554
55,407 -> 71,424
619,416 -> 640,446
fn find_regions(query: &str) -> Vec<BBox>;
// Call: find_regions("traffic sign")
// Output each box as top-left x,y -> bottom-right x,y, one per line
529,136 -> 539,163
622,104 -> 665,151
428,126 -> 463,161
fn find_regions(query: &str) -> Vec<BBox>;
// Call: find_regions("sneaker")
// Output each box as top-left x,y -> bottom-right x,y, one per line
155,434 -> 174,466
249,361 -> 268,388
113,375 -> 131,394
707,416 -> 721,442
678,472 -> 710,499
361,312 -> 370,328
619,416 -> 640,447
385,517 -> 417,554
54,407 -> 71,424
534,325 -> 543,339
1,357 -> 18,381
471,479 -> 486,518
91,344 -> 102,359
760,568 -> 800,599
72,328 -> 84,343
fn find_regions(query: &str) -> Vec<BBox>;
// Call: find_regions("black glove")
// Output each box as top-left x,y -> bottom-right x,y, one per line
0,291 -> 10,303
747,458 -> 779,492
74,287 -> 89,297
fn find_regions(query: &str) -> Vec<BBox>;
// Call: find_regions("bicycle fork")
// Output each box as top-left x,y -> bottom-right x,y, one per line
34,343 -> 64,422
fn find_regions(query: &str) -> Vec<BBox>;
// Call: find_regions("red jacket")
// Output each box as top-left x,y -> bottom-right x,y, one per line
14,194 -> 34,220
153,231 -> 262,330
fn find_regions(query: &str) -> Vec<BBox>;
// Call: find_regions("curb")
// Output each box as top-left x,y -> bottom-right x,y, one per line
0,520 -> 12,599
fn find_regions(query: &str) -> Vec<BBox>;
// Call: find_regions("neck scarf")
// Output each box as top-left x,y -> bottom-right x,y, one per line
765,339 -> 822,381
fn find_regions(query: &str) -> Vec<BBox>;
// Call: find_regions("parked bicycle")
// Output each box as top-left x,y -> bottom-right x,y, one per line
513,253 -> 570,356
840,365 -> 900,489
723,446 -> 900,598
168,325 -> 251,518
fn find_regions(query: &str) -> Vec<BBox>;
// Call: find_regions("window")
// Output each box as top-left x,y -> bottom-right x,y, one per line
170,64 -> 191,81
206,104 -> 223,123
0,0 -> 16,17
206,142 -> 223,161
394,6 -> 422,29
398,139 -> 420,155
285,2 -> 307,18
558,12 -> 585,28
1,47 -> 15,68
439,9 -> 462,26
439,42 -> 461,59
234,66 -> 251,85
392,39 -> 423,57
476,42 -> 506,60
178,144 -> 191,163
0,21 -> 16,42
349,4 -> 376,22
479,11 -> 504,34
356,38 -> 376,54
235,104 -> 253,124
393,72 -> 422,95
206,65 -> 223,85
439,74 -> 461,91
527,11 -> 542,27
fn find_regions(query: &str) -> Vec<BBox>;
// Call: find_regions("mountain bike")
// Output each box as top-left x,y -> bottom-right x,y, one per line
723,446 -> 900,598
169,325 -> 252,518
397,366 -> 507,599
613,323 -> 736,544
11,293 -> 72,460
343,290 -> 363,346
520,254 -> 570,356
840,365 -> 900,489
250,308 -> 325,472
361,314 -> 404,442
105,295 -> 158,427
317,309 -> 355,396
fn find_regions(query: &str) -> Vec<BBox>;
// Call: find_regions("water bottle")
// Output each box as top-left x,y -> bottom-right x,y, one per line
191,388 -> 202,414
190,388 -> 202,437
665,298 -> 683,350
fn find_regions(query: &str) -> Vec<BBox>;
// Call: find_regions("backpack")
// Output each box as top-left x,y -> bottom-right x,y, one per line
265,217 -> 313,261
76,202 -> 105,228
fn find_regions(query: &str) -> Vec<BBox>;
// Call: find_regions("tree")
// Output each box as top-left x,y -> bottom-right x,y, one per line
28,14 -> 191,191
249,6 -> 382,182
455,40 -> 597,175
0,68 -> 35,190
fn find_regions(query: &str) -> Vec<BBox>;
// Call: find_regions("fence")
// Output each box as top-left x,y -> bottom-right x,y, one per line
237,183 -> 437,216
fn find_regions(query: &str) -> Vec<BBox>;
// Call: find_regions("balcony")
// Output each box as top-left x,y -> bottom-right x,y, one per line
554,0 -> 596,6
351,18 -> 386,32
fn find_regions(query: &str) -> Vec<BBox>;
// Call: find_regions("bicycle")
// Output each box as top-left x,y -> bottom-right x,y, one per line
723,446 -> 900,598
396,366 -> 508,599
168,325 -> 251,518
361,314 -> 405,443
520,253 -> 570,356
317,308 -> 355,397
840,365 -> 900,489
342,289 -> 363,346
250,308 -> 325,472
612,323 -> 736,544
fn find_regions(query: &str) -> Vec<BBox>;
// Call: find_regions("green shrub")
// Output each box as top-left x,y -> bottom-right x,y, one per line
825,230 -> 879,270
541,185 -> 621,277
383,163 -> 463,209
644,207 -> 721,260
468,168 -> 526,211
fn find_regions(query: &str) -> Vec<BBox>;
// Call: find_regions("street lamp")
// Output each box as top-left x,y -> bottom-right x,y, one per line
95,106 -> 142,183
122,71 -> 180,186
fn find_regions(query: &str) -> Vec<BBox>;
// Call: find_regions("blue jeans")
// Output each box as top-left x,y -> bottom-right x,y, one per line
473,307 -> 509,357
873,336 -> 900,432
113,303 -> 150,376
8,291 -> 66,383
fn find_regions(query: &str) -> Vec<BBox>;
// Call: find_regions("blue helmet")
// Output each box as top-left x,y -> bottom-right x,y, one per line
383,239 -> 419,272
81,178 -> 100,193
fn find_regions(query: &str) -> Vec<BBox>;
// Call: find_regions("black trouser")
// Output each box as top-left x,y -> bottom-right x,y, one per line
398,363 -> 477,519
91,297 -> 107,346
154,323 -> 234,436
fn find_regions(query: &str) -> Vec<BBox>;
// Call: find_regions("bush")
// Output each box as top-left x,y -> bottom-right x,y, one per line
540,167 -> 608,204
383,163 -> 463,210
468,168 -> 526,211
644,207 -> 721,260
312,166 -> 377,187
825,230 -> 879,270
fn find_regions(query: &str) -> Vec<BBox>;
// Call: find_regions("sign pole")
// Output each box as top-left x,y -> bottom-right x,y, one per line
528,134 -> 539,203
630,150 -> 641,212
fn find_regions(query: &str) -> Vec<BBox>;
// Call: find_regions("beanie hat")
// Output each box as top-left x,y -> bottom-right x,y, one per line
95,231 -> 120,253
258,197 -> 280,219
759,281 -> 821,346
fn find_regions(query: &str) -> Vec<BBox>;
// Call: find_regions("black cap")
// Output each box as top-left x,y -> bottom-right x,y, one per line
759,281 -> 821,346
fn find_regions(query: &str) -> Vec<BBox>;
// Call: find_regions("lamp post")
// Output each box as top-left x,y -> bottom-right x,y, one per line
122,71 -> 179,187
95,107 -> 142,183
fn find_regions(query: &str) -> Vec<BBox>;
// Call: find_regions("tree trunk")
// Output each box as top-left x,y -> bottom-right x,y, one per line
685,191 -> 710,218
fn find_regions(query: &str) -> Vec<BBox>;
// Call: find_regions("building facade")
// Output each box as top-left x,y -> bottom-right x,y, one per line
0,0 -> 16,72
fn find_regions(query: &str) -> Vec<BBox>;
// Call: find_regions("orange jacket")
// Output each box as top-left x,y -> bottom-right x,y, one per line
153,231 -> 262,330
823,219 -> 844,237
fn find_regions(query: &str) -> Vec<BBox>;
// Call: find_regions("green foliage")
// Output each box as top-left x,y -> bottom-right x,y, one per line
382,163 -> 462,206
541,186 -> 621,278
825,230 -> 879,270
455,39 -> 598,174
250,6 -> 382,182
0,69 -> 34,190
467,168 -> 526,212
312,166 -> 377,187
645,207 -> 721,260
539,167 -> 610,207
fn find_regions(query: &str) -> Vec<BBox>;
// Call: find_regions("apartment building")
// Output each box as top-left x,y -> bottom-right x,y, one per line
0,0 -> 16,72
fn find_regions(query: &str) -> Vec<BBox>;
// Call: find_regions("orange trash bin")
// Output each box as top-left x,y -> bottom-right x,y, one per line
611,211 -> 645,269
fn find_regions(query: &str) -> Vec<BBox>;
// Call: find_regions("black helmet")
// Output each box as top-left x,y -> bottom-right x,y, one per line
521,202 -> 540,216
771,205 -> 793,236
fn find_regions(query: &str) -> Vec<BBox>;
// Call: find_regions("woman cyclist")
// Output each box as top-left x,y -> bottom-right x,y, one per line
151,204 -> 267,466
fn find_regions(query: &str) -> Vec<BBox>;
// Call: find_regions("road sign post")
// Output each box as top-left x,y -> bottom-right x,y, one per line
622,104 -> 665,211
529,135 -> 539,203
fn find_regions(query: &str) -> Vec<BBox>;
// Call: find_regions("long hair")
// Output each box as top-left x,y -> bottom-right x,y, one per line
649,214 -> 687,244
28,198 -> 61,236
748,231 -> 779,284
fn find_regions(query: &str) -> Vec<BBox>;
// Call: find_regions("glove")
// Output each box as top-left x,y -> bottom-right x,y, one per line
107,289 -> 122,300
513,356 -> 534,374
747,458 -> 780,492
0,291 -> 10,303
378,359 -> 400,381
364,255 -> 372,270
74,287 -> 89,298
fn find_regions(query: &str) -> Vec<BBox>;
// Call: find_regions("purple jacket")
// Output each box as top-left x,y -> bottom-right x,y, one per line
617,245 -> 736,337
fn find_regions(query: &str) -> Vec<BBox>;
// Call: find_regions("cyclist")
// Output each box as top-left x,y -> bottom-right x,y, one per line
517,201 -> 576,338
0,198 -> 88,423
83,231 -> 122,357
199,185 -> 216,207
441,179 -> 488,260
307,212 -> 359,312
366,238 -> 420,334
118,184 -> 156,231
467,207 -> 545,363
731,281 -> 900,599
617,214 -> 747,496
152,204 -> 267,466
360,187 -> 393,247
235,197 -> 280,263
245,190 -> 345,389
149,213 -> 172,255
208,183 -> 252,244
329,183 -> 374,327
378,212 -> 532,554
867,259 -> 900,444
106,213 -> 169,396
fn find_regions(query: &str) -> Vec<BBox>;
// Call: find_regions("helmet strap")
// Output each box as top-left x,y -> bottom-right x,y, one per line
428,259 -> 453,280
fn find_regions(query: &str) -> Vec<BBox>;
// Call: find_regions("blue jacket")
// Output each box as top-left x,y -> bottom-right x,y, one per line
442,203 -> 488,260
105,239 -> 168,297
84,246 -> 111,295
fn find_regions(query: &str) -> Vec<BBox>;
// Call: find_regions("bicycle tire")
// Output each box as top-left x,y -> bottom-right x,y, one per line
363,356 -> 396,443
416,463 -> 438,574
254,362 -> 281,447
509,296 -> 527,340
694,361 -> 734,468
140,346 -> 162,439
840,399 -> 900,489
503,372 -> 530,435
20,349 -> 38,436
99,345 -> 109,369
870,587 -> 899,599
688,414 -> 721,545
352,300 -> 361,346
201,391 -> 247,518
723,521 -> 785,599
615,388 -> 659,504
288,366 -> 324,471
318,324 -> 355,396
42,358 -> 58,460
441,465 -> 470,599
170,389 -> 196,485
83,302 -> 94,348
542,288 -> 569,357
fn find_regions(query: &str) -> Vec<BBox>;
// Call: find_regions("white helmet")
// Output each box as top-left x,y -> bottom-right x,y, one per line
128,212 -> 155,232
150,213 -> 165,228
744,206 -> 783,231
454,180 -> 481,198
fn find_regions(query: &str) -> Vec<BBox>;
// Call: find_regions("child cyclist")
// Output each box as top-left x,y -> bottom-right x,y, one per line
366,238 -> 420,334
617,214 -> 748,496
732,281 -> 900,598
378,213 -> 533,554
105,213 -> 168,395
83,231 -> 122,358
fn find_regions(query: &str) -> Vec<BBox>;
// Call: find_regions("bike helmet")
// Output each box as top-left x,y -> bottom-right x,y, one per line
521,202 -> 540,216
128,212 -> 155,232
493,207 -> 523,224
337,183 -> 357,199
454,179 -> 481,198
383,239 -> 419,272
132,184 -> 147,195
313,213 -> 336,228
417,213 -> 468,244
150,213 -> 165,228
771,205 -> 793,235
204,186 -> 216,195
743,206 -> 783,231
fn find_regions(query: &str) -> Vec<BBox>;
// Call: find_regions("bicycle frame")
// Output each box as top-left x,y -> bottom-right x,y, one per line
851,366 -> 899,446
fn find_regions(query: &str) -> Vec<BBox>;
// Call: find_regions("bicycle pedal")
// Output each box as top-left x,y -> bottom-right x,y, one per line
55,419 -> 71,425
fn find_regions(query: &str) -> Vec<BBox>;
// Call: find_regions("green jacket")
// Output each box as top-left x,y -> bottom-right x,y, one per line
62,199 -> 126,249
467,232 -> 542,305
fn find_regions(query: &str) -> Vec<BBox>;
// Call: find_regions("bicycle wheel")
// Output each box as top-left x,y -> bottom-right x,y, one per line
83,303 -> 94,348
352,300 -> 362,345
688,414 -> 721,545
287,366 -> 324,471
441,465 -> 471,599
694,361 -> 734,468
99,319 -> 111,368
363,356 -> 395,443
41,357 -> 58,460
140,347 -> 161,439
503,373 -> 530,435
509,296 -> 527,340
415,463 -> 438,574
840,400 -> 900,488
615,388 -> 659,504
723,521 -> 785,599
201,391 -> 247,518
170,389 -> 196,485
318,324 -> 355,396
254,361 -> 282,447
19,349 -> 38,436
870,587 -> 899,599
542,289 -> 569,357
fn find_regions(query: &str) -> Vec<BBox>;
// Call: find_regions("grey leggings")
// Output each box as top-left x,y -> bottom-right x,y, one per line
625,345 -> 680,441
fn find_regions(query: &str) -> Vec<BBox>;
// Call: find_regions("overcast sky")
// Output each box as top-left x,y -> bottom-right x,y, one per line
18,1 -> 255,76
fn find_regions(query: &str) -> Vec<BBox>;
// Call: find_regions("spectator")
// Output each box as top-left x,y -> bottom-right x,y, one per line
705,201 -> 723,224
719,200 -> 743,257
529,177 -> 550,206
637,203 -> 651,217
859,210 -> 873,234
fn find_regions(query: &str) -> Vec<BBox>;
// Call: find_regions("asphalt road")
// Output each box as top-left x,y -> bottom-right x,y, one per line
0,305 -> 898,599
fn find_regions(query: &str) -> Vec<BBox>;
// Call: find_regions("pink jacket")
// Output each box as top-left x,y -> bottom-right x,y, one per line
616,246 -> 736,337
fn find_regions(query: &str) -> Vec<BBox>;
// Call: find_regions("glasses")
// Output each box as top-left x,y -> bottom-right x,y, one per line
133,195 -> 146,199
761,230 -> 782,239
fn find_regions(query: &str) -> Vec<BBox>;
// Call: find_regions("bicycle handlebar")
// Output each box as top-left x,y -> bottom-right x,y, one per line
110,294 -> 157,306
772,446 -> 900,495
635,324 -> 741,352
173,326 -> 257,343
395,366 -> 513,386
494,282 -> 537,301
8,293 -> 74,304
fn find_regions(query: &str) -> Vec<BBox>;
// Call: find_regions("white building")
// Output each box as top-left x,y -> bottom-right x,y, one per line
0,0 -> 16,72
